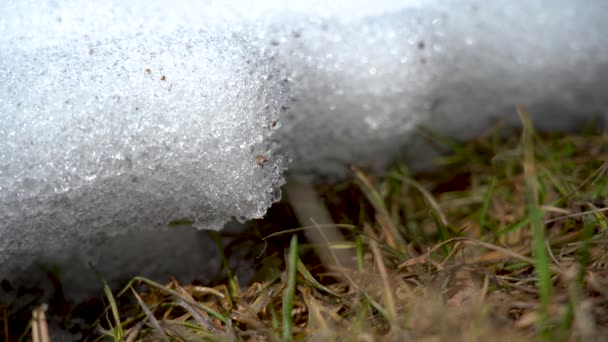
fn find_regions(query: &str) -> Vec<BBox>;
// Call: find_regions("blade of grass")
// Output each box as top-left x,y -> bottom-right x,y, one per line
353,166 -> 405,250
544,207 -> 608,225
356,235 -> 365,273
301,289 -> 328,332
363,294 -> 391,323
552,161 -> 608,206
415,126 -> 485,165
31,305 -> 49,342
557,220 -> 596,340
282,235 -> 298,342
519,107 -> 552,339
310,219 -> 359,289
367,226 -> 397,324
3,306 -> 8,342
296,258 -> 343,298
17,321 -> 32,342
114,277 -> 229,326
130,286 -> 169,342
103,279 -> 124,341
538,164 -> 572,198
431,211 -> 452,256
496,217 -> 530,237
31,310 -> 39,342
210,231 -> 239,300
479,177 -> 497,232
164,319 -> 220,338
264,224 -> 405,261
389,170 -> 449,228
587,202 -> 608,231
175,299 -> 221,334
124,321 -> 144,342
400,236 -> 563,275
270,305 -> 280,342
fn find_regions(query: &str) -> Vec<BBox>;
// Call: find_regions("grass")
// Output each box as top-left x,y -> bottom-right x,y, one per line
3,113 -> 608,341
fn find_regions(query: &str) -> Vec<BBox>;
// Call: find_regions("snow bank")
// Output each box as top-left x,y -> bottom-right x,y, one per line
262,0 -> 608,174
0,0 -> 286,297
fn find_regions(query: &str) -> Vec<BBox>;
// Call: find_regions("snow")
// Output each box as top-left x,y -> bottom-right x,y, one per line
0,0 -> 286,297
263,0 -> 608,174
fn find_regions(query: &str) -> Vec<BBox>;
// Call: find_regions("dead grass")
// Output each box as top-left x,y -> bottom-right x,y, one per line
5,112 -> 608,341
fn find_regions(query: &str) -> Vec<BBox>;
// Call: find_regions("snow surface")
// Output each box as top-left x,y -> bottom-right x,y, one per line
261,0 -> 608,174
0,0 -> 287,297
1,0 -> 607,300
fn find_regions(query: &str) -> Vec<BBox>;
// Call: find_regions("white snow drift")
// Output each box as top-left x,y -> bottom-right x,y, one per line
262,0 -> 608,174
0,1 -> 286,296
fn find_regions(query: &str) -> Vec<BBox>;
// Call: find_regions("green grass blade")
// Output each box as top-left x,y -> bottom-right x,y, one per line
518,108 -> 552,340
529,206 -> 552,335
270,305 -> 280,342
588,203 -> 608,231
296,259 -> 342,298
282,235 -> 299,342
479,177 -> 496,232
557,220 -> 595,340
496,217 -> 529,237
210,230 -> 239,300
102,280 -> 123,341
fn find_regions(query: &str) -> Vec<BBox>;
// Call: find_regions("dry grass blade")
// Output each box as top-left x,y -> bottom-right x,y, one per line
175,282 -> 225,334
189,286 -> 226,299
130,286 -> 169,342
117,277 -> 229,325
399,237 -> 545,269
175,299 -> 221,334
296,258 -> 343,298
31,305 -> 49,342
367,227 -> 397,323
301,287 -> 329,334
262,224 -> 357,239
353,165 -> 405,250
390,172 -> 449,227
544,207 -> 608,224
124,321 -> 144,342
3,306 -> 9,342
286,177 -> 357,278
